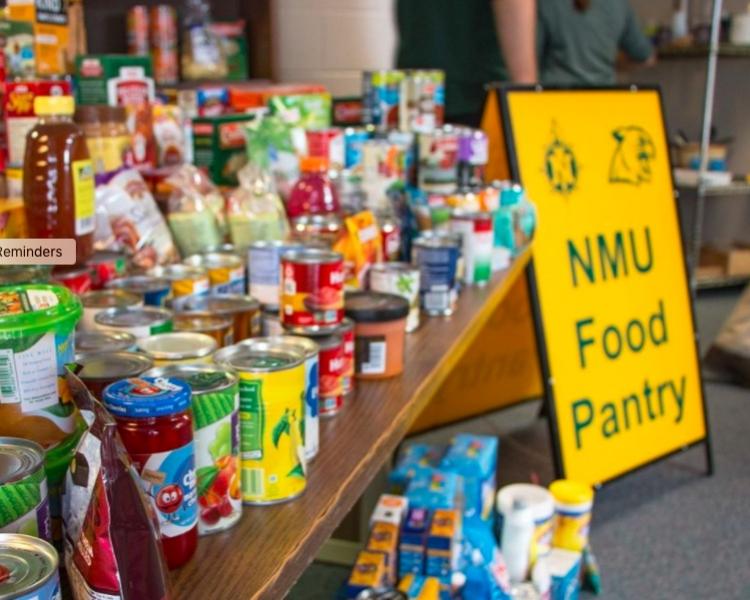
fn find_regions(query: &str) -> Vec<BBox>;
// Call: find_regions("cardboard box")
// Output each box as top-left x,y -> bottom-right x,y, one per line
404,469 -> 463,513
7,0 -> 68,75
346,551 -> 387,599
546,549 -> 582,600
700,245 -> 750,278
366,522 -> 399,585
390,443 -> 446,493
370,494 -> 409,528
398,574 -> 441,600
192,112 -> 258,186
399,507 -> 431,577
209,21 -> 248,81
0,19 -> 35,79
74,54 -> 154,106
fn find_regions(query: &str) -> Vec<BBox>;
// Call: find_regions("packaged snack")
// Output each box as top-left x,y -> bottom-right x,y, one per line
389,443 -> 446,493
346,550 -> 387,599
94,168 -> 178,269
180,0 -> 227,81
425,509 -> 462,595
268,92 -> 332,130
209,21 -> 248,81
399,507 -> 431,578
63,371 -> 171,600
193,113 -> 258,186
166,164 -> 225,256
0,19 -> 35,79
152,104 -> 185,166
226,163 -> 289,251
333,211 -> 383,289
366,522 -> 398,585
7,0 -> 68,76
460,521 -> 511,600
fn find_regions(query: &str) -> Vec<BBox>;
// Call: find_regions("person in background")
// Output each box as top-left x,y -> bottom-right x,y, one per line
537,0 -> 654,86
396,0 -> 537,127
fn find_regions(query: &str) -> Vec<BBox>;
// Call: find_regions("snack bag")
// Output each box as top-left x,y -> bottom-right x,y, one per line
333,210 -> 382,289
95,168 -> 178,269
63,370 -> 171,600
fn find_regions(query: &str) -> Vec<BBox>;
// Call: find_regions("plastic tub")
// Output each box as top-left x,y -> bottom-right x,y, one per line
549,479 -> 594,552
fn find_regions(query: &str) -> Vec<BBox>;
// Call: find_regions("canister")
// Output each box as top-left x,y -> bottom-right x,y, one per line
185,253 -> 246,295
0,438 -> 50,541
94,306 -> 173,339
549,480 -> 594,553
79,289 -> 143,331
497,483 -> 554,564
106,275 -> 171,307
247,240 -> 303,307
150,264 -> 210,300
412,233 -> 461,316
75,352 -> 154,400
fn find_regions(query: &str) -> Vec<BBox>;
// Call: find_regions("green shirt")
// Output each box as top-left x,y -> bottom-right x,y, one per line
538,0 -> 653,86
396,0 -> 505,119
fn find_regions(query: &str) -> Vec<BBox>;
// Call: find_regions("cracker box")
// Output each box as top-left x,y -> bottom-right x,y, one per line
192,112 -> 259,186
74,54 -> 154,106
398,574 -> 441,600
439,434 -> 498,523
370,494 -> 409,529
346,550 -> 387,599
390,443 -> 446,494
426,508 -> 461,598
399,507 -> 431,577
366,521 -> 399,585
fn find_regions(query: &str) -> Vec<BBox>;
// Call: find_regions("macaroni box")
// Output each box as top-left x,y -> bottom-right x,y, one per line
366,521 -> 399,585
346,550 -> 387,599
399,507 -> 431,577
370,494 -> 409,528
398,574 -> 441,600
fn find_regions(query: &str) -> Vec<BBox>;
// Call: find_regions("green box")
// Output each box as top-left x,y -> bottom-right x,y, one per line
193,113 -> 258,186
268,92 -> 332,130
0,19 -> 35,79
74,54 -> 154,105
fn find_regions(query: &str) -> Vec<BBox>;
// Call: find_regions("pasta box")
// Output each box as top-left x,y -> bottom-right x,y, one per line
192,112 -> 260,186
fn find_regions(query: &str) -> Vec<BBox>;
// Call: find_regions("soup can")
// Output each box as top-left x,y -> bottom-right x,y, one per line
173,312 -> 234,347
185,253 -> 246,295
281,249 -> 345,333
377,212 -> 402,262
106,276 -> 171,307
369,263 -> 420,332
80,289 -> 143,331
137,332 -> 217,366
86,251 -> 127,290
412,233 -> 460,316
0,438 -> 51,541
305,333 -> 344,417
51,265 -> 92,295
247,240 -> 303,307
0,533 -> 60,599
94,306 -> 173,339
185,295 -> 261,342
450,210 -> 493,286
271,336 -> 319,461
150,264 -> 210,300
334,318 -> 355,395
214,341 -> 306,505
127,5 -> 149,55
75,330 -> 136,354
261,306 -> 284,337
144,364 -> 241,535
290,214 -> 343,247
75,352 -> 153,400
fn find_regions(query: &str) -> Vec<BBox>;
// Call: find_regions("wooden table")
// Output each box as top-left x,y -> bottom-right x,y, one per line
173,251 -> 531,600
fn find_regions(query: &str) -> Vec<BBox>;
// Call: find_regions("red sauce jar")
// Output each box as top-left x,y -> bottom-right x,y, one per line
103,376 -> 198,569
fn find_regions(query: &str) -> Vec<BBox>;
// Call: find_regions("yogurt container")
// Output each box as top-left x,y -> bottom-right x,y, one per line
549,480 -> 594,553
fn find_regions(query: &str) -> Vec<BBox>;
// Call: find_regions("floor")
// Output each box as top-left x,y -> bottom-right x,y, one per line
288,288 -> 750,599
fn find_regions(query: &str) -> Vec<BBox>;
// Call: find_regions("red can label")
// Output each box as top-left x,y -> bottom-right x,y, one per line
319,341 -> 344,399
381,224 -> 401,262
53,269 -> 92,295
281,258 -> 345,329
341,327 -> 355,395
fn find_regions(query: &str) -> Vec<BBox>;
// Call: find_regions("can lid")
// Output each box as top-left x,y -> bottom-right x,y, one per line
0,534 -> 58,598
76,352 -> 154,381
184,252 -> 243,269
290,214 -> 342,230
137,332 -> 217,360
106,276 -> 171,294
103,377 -> 191,418
81,289 -> 142,309
345,292 -> 409,323
94,306 -> 172,327
174,312 -> 232,333
0,438 -> 44,485
0,284 -> 82,340
250,240 -> 303,251
272,335 -> 319,358
370,262 -> 418,276
75,330 -> 136,353
300,332 -> 341,350
149,264 -> 208,281
549,479 -> 594,506
187,294 -> 260,315
282,248 -> 343,265
214,340 -> 304,372
335,317 -> 355,333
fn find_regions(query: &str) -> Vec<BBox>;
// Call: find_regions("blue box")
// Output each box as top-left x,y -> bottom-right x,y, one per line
547,549 -> 582,600
399,507 -> 431,578
390,443 -> 446,493
405,469 -> 463,512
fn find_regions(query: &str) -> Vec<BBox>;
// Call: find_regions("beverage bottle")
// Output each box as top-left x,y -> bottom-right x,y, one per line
286,156 -> 341,218
501,498 -> 535,584
24,95 -> 95,264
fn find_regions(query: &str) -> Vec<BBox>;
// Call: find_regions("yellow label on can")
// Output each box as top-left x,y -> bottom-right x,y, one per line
238,364 -> 306,503
552,510 -> 590,552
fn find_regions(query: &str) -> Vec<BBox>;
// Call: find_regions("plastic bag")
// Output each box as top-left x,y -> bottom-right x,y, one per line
63,369 -> 171,600
226,162 -> 289,251
166,164 -> 226,257
95,168 -> 178,269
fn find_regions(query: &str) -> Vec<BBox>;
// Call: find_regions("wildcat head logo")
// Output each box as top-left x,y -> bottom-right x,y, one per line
544,126 -> 578,195
609,126 -> 656,185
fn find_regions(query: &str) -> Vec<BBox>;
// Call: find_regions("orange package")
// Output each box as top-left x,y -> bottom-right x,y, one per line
333,210 -> 383,289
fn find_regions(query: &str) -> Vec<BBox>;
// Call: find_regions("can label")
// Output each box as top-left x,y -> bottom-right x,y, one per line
355,335 -> 387,375
238,365 -> 306,503
344,129 -> 370,169
208,266 -> 245,295
414,244 -> 459,315
281,259 -> 345,329
0,464 -> 51,541
370,268 -> 420,332
248,244 -> 298,306
302,355 -> 320,461
143,286 -> 171,307
172,275 -> 210,299
341,328 -> 355,395
320,394 -> 343,416
100,318 -> 173,340
319,341 -> 344,417
131,442 -> 198,538
193,383 -> 241,535
16,571 -> 60,600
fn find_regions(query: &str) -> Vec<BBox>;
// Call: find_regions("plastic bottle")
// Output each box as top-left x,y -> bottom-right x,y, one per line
286,156 -> 341,218
502,498 -> 535,584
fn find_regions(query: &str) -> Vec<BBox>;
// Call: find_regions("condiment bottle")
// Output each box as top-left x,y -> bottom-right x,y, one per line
24,95 -> 95,264
287,156 -> 341,218
103,377 -> 198,569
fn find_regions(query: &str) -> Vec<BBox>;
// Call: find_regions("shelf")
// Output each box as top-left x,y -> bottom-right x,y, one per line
172,251 -> 532,600
677,181 -> 750,197
659,43 -> 750,59
697,273 -> 750,289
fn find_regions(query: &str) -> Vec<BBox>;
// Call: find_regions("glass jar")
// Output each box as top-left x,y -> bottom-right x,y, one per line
103,376 -> 198,569
74,105 -> 106,174
287,156 -> 341,218
101,106 -> 131,172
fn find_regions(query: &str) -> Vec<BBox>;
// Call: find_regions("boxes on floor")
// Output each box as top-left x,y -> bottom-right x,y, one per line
389,443 -> 446,493
399,507 -> 431,578
366,521 -> 399,586
346,550 -> 387,599
425,508 -> 461,599
370,494 -> 409,528
398,574 -> 441,600
404,469 -> 463,513
439,434 -> 498,523
546,549 -> 582,600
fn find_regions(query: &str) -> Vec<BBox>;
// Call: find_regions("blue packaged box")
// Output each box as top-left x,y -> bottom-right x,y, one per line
399,507 -> 431,577
439,434 -> 498,523
390,443 -> 446,493
404,469 -> 463,513
547,549 -> 582,600
425,509 -> 461,579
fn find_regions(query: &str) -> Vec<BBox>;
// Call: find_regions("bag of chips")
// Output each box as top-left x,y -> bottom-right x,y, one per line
333,210 -> 383,289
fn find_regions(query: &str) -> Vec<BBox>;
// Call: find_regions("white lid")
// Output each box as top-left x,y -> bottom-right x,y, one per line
497,483 -> 554,521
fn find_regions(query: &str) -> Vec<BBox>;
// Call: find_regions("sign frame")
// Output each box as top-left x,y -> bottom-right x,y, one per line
498,84 -> 714,485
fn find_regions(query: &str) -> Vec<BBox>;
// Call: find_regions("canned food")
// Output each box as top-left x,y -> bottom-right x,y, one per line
79,289 -> 143,331
399,70 -> 442,134
75,330 -> 135,354
184,253 -> 246,295
173,312 -> 234,347
106,276 -> 172,307
0,533 -> 60,599
305,333 -> 344,417
261,306 -> 284,337
247,241 -> 303,306
0,266 -> 51,286
127,5 -> 150,55
362,70 -> 403,130
94,306 -> 173,339
150,5 -> 178,85
369,263 -> 420,332
281,249 -> 345,333
271,336 -> 319,461
450,210 -> 493,286
0,438 -> 50,541
334,318 -> 355,395
290,214 -> 342,247
150,264 -> 210,300
51,265 -> 92,295
412,234 -> 460,316
75,352 -> 154,400
185,295 -> 261,342
137,332 -> 217,366
86,251 -> 127,290
214,341 -> 306,504
377,212 -> 402,262
418,126 -> 459,194
143,364 -> 241,535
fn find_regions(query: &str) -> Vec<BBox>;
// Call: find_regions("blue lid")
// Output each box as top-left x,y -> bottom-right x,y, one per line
103,377 -> 191,418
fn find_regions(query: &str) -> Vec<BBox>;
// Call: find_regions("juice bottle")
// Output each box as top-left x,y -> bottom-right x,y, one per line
287,156 -> 341,218
23,96 -> 95,264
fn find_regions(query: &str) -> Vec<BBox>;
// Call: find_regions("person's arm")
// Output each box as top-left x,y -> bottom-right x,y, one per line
493,0 -> 538,83
619,3 -> 654,65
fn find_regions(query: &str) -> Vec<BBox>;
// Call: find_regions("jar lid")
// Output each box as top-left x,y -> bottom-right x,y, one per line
103,377 -> 191,418
300,156 -> 328,172
0,284 -> 81,340
76,352 -> 154,380
549,479 -> 594,505
344,292 -> 409,323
